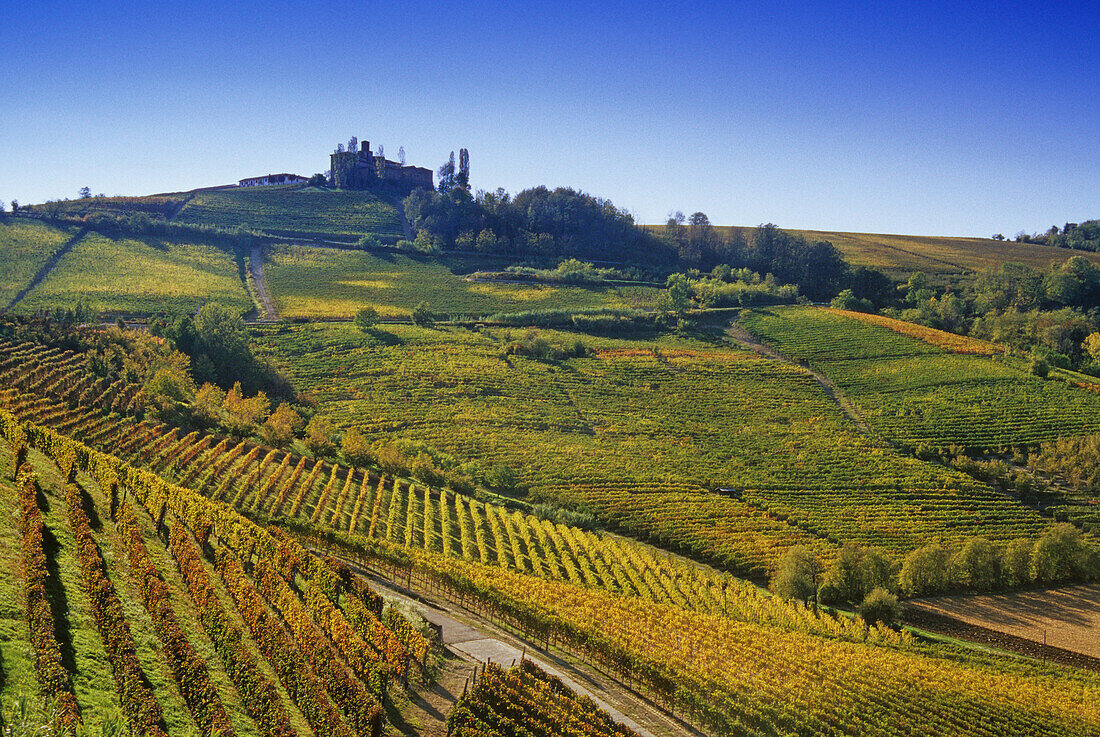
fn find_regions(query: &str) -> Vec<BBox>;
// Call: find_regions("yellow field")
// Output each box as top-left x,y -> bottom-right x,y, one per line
822,308 -> 1007,355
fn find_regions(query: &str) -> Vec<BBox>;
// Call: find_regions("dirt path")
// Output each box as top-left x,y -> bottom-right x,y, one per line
248,245 -> 278,322
725,321 -> 871,434
7,228 -> 88,311
340,558 -> 701,737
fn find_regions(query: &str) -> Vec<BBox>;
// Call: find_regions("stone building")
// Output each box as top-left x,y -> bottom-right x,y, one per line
330,140 -> 433,192
238,173 -> 307,187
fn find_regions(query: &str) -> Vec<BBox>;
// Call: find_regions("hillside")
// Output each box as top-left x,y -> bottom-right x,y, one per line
172,184 -> 405,239
647,224 -> 1100,280
0,333 -> 1098,736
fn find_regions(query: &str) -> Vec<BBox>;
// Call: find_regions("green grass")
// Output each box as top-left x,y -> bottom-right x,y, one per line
174,184 -> 404,238
264,245 -> 661,319
18,232 -> 253,317
252,322 -> 1051,575
741,306 -> 1100,450
0,220 -> 76,307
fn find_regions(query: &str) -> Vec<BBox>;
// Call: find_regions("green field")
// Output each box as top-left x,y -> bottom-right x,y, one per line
17,232 -> 253,316
0,220 -> 76,307
741,306 -> 1100,450
263,245 -> 661,319
174,184 -> 404,237
252,321 -> 1051,574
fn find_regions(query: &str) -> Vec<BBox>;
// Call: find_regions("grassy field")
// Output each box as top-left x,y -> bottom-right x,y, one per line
174,184 -> 404,237
17,232 -> 253,317
0,220 -> 76,307
741,306 -> 1100,450
263,245 -> 661,319
252,321 -> 1051,575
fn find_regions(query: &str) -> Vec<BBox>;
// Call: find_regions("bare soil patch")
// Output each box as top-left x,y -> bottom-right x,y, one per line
905,584 -> 1100,662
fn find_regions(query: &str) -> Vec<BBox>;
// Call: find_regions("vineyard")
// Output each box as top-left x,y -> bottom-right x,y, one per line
172,184 -> 405,238
1,406 -> 1098,736
0,220 -> 78,307
448,659 -> 641,737
14,232 -> 253,317
741,306 -> 1100,450
251,322 -> 1053,573
0,411 -> 431,736
262,246 -> 660,319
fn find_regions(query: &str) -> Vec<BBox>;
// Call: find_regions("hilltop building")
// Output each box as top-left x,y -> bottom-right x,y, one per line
330,140 -> 433,192
239,173 -> 307,187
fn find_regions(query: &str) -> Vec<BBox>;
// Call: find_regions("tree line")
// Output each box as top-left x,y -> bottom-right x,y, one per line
772,523 -> 1099,625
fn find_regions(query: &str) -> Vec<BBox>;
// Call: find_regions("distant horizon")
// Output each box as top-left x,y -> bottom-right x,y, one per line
2,0 -> 1097,240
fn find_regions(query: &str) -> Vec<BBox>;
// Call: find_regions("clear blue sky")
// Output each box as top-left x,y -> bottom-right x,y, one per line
2,0 -> 1097,237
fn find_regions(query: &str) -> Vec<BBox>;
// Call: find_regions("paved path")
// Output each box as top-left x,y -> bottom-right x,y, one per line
346,563 -> 686,737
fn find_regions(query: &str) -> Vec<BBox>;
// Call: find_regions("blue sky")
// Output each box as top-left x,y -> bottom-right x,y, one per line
1,0 -> 1096,236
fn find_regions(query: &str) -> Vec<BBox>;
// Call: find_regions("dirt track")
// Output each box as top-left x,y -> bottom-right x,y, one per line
905,584 -> 1100,664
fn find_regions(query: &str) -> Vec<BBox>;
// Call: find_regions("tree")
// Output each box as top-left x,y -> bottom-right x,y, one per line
859,588 -> 900,626
79,186 -> 92,199
337,143 -> 345,153
456,148 -> 470,190
348,136 -> 358,153
191,382 -> 226,427
437,152 -> 456,194
411,301 -> 435,328
663,273 -> 692,314
899,542 -> 954,597
260,403 -> 301,448
193,302 -> 251,386
303,415 -> 337,457
341,427 -> 373,467
221,382 -> 270,437
953,537 -> 1003,591
144,365 -> 195,413
398,146 -> 406,166
770,545 -> 823,601
353,306 -> 379,332
824,542 -> 869,603
307,173 -> 327,187
1004,538 -> 1034,586
1084,333 -> 1100,362
9,200 -> 17,212
1032,523 -> 1090,583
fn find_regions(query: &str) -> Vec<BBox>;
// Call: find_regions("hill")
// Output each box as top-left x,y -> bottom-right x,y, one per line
0,332 -> 1098,736
173,183 -> 405,239
646,224 -> 1100,280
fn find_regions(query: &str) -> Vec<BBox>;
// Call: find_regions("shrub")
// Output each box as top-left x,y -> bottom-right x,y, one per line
1032,523 -> 1091,583
303,415 -> 337,457
859,588 -> 901,626
411,302 -> 435,328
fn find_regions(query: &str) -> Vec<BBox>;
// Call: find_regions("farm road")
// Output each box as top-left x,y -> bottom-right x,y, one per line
337,557 -> 700,737
725,320 -> 871,434
248,245 -> 278,321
